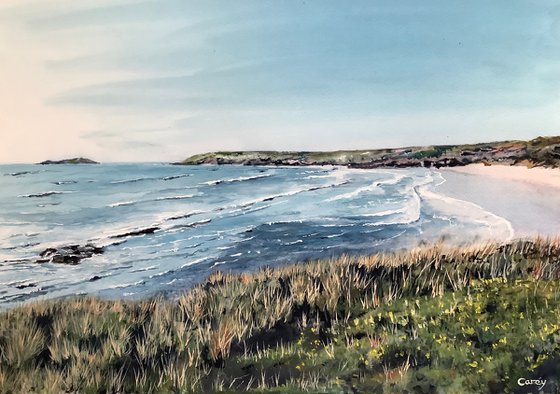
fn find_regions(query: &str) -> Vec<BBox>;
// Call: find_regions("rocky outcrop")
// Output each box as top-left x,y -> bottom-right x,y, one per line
39,157 -> 99,165
31,227 -> 159,265
110,226 -> 160,239
37,244 -> 104,265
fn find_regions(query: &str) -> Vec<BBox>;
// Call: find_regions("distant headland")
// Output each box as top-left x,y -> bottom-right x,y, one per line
38,157 -> 99,165
177,136 -> 560,169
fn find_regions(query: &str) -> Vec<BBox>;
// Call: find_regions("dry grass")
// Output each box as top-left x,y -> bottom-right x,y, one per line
0,237 -> 559,392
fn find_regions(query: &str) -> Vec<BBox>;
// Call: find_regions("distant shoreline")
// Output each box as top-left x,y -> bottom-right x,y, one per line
177,136 -> 560,169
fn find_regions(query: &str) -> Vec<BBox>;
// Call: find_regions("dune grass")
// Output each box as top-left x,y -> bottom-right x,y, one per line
1,238 -> 560,393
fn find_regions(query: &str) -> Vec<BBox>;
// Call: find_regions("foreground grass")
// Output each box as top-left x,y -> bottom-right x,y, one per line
1,238 -> 560,393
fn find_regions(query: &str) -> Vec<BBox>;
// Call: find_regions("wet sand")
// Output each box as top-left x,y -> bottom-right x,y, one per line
437,164 -> 560,238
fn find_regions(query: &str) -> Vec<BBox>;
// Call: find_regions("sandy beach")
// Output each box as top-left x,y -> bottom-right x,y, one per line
445,163 -> 560,190
438,164 -> 560,237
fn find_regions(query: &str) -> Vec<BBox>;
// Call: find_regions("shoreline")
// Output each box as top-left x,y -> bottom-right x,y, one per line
436,164 -> 560,237
3,162 -> 560,307
177,136 -> 560,168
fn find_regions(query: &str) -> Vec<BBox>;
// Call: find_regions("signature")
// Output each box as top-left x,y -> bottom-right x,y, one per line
517,378 -> 546,391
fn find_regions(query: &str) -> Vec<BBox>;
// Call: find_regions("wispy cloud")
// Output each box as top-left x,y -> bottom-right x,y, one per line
1,0 -> 560,162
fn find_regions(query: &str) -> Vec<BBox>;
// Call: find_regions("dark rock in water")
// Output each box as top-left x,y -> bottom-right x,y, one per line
107,239 -> 127,247
37,243 -> 104,265
5,171 -> 33,177
15,282 -> 36,289
111,226 -> 160,239
20,191 -> 64,198
162,174 -> 192,181
38,157 -> 99,165
89,275 -> 102,282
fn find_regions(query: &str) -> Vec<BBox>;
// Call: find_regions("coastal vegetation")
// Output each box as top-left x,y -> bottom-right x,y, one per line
178,136 -> 560,169
1,238 -> 560,393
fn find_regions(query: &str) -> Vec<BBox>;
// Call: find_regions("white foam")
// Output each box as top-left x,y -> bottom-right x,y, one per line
266,219 -> 303,225
246,181 -> 348,207
226,203 -> 276,216
110,280 -> 145,289
419,186 -> 514,242
321,223 -> 356,227
378,174 -> 407,186
155,194 -> 196,201
325,232 -> 345,238
284,239 -> 304,245
180,256 -> 210,269
109,200 -> 137,207
362,207 -> 407,217
326,172 -> 409,202
162,174 -> 192,181
130,265 -> 159,272
327,181 -> 381,201
363,188 -> 421,227
202,173 -> 272,186
110,178 -> 148,184
149,269 -> 175,278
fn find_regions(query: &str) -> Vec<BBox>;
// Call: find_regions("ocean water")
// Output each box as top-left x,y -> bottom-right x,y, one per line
0,164 -> 513,307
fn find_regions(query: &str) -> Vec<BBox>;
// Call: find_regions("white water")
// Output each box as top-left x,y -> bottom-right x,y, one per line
0,163 -> 513,307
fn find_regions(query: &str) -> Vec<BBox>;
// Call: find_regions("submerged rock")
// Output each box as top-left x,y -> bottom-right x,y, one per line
110,226 -> 160,239
15,282 -> 36,289
37,243 -> 104,265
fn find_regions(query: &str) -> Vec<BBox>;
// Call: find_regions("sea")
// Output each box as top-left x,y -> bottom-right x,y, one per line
0,163 -> 514,308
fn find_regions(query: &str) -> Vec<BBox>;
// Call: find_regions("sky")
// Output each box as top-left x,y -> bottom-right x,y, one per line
0,0 -> 559,163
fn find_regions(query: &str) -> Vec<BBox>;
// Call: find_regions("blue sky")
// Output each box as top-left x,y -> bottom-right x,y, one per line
1,0 -> 559,162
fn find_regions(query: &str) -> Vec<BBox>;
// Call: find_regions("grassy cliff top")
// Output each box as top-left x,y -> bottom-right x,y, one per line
2,238 -> 560,393
178,136 -> 560,169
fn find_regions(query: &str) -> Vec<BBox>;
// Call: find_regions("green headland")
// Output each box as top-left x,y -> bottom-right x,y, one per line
178,136 -> 560,169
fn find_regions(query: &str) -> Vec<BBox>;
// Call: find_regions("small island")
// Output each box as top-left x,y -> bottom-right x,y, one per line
38,157 -> 99,165
177,136 -> 560,169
